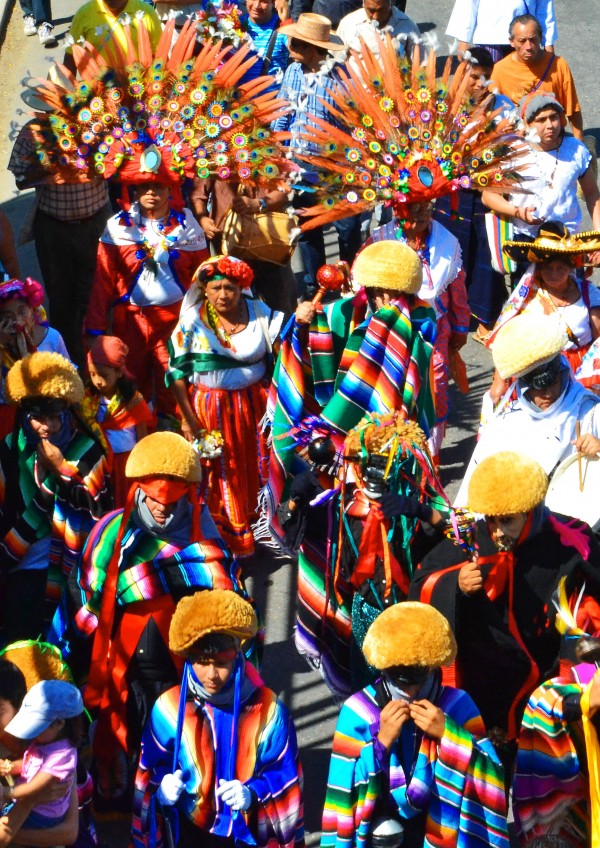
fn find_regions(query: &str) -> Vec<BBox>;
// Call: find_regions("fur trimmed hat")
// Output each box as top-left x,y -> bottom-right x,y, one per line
169,590 -> 258,657
0,641 -> 72,691
352,242 -> 423,294
492,313 -> 567,380
6,352 -> 84,405
468,451 -> 548,515
362,602 -> 456,670
125,432 -> 202,482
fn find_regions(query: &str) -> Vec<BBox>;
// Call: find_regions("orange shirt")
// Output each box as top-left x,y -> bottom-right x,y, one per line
491,52 -> 581,118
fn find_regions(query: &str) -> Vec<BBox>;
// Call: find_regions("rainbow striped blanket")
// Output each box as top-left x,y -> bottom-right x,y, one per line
322,682 -> 509,848
261,295 -> 436,539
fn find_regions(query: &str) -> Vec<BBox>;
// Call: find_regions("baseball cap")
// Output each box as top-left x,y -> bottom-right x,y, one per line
4,680 -> 83,740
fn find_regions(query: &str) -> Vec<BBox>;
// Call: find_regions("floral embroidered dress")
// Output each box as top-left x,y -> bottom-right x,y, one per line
167,289 -> 284,556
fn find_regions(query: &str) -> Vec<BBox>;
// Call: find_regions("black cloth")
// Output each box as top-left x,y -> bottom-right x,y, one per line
409,513 -> 600,739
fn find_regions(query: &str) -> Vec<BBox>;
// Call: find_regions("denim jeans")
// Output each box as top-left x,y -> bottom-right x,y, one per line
19,0 -> 52,24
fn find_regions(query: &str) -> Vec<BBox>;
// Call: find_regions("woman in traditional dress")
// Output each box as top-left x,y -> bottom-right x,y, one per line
487,221 -> 600,400
167,254 -> 312,558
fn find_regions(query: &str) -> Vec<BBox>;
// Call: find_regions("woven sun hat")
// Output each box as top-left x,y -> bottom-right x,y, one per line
169,589 -> 258,657
502,221 -> 600,265
6,352 -> 84,406
279,13 -> 344,51
125,431 -> 202,483
362,601 -> 456,671
468,451 -> 548,516
352,241 -> 423,293
491,312 -> 567,380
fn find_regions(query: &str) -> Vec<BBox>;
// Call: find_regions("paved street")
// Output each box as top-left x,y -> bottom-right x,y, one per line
0,1 -> 598,844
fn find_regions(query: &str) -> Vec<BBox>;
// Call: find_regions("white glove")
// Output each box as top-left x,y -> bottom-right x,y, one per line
157,770 -> 185,806
216,778 -> 253,811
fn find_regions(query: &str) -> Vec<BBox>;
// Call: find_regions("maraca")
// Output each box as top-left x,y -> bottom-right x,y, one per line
312,261 -> 349,305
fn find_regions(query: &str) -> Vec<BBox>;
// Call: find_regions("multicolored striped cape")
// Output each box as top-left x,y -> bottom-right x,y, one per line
0,427 -> 111,602
132,679 -> 304,848
49,505 -> 239,656
261,295 -> 436,540
321,683 -> 509,848
514,675 -> 590,844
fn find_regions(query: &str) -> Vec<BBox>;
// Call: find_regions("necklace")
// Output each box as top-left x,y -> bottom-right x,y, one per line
204,300 -> 247,349
541,137 -> 562,189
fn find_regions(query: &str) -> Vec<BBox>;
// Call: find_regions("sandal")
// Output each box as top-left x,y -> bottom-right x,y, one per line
472,327 -> 491,346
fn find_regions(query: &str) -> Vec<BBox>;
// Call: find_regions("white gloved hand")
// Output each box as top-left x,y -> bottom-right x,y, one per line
216,778 -> 253,811
157,770 -> 185,806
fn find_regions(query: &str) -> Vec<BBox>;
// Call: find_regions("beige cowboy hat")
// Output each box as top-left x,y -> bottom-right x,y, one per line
279,12 -> 344,51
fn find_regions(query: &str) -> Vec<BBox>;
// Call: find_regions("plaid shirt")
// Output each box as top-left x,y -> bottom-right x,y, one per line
272,61 -> 341,161
8,124 -> 109,222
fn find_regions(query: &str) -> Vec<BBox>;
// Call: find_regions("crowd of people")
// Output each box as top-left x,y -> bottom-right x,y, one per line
0,0 -> 599,845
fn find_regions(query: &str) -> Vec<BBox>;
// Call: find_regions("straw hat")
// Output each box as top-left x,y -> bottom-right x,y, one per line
502,221 -> 600,265
362,602 -> 456,670
352,241 -> 423,293
468,452 -> 548,516
492,312 -> 567,380
279,13 -> 344,51
6,352 -> 84,406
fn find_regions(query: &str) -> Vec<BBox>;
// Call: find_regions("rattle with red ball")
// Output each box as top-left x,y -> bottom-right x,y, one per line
312,262 -> 349,305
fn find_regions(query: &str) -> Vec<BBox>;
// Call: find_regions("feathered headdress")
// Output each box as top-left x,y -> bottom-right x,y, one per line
24,17 -> 293,208
294,34 -> 531,230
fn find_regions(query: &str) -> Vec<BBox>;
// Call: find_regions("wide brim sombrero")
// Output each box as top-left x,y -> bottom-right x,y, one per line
502,222 -> 600,264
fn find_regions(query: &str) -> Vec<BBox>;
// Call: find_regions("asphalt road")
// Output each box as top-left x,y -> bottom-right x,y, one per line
0,1 -> 599,844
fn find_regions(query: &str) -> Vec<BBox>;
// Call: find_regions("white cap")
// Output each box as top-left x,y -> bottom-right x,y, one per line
4,680 -> 83,740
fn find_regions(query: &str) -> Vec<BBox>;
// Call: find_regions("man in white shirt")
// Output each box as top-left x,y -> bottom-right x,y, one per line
446,0 -> 556,62
337,0 -> 419,57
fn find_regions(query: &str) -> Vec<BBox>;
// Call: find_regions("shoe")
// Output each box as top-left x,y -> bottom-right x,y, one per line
38,22 -> 56,44
23,14 -> 36,35
472,326 -> 492,346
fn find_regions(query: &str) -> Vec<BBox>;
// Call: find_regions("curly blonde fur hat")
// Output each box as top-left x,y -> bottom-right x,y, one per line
468,451 -> 549,515
169,590 -> 258,657
362,602 -> 456,670
492,313 -> 567,380
6,352 -> 84,405
125,432 -> 202,482
352,241 -> 423,294
0,641 -> 72,691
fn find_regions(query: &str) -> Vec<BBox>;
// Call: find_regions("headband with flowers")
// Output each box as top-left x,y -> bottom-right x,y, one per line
194,255 -> 254,288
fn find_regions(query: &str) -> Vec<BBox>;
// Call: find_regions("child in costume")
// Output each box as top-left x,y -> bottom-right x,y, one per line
0,277 -> 69,439
132,589 -> 304,848
321,601 -> 509,848
85,336 -> 154,507
3,680 -> 83,829
0,352 -> 112,646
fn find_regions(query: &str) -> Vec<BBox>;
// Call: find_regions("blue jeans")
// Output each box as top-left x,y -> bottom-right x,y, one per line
19,0 -> 52,25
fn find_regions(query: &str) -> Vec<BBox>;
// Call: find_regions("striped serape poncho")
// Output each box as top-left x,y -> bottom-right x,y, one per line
322,681 -> 509,848
0,426 -> 111,603
132,674 -> 304,848
50,502 -> 239,654
514,666 -> 597,845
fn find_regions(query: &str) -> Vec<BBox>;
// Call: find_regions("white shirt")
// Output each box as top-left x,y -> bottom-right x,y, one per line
511,136 -> 592,237
446,0 -> 557,47
336,7 -> 420,57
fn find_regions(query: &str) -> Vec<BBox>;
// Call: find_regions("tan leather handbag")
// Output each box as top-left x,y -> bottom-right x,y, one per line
221,208 -> 298,266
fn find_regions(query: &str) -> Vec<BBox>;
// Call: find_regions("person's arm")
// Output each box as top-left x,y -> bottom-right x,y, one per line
589,307 -> 600,341
11,769 -> 60,803
568,110 -> 584,142
444,0 -> 477,45
0,212 -> 21,280
83,238 -> 119,337
170,378 -> 203,442
579,167 -> 600,230
480,189 -> 540,225
535,0 -> 557,48
11,783 -> 79,847
189,178 -> 221,241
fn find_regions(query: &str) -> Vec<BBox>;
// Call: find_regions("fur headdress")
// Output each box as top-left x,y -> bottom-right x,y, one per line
468,451 -> 548,515
352,241 -> 422,293
6,352 -> 84,405
169,589 -> 257,656
491,313 -> 567,380
0,641 -> 73,691
362,601 -> 456,670
125,431 -> 202,482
